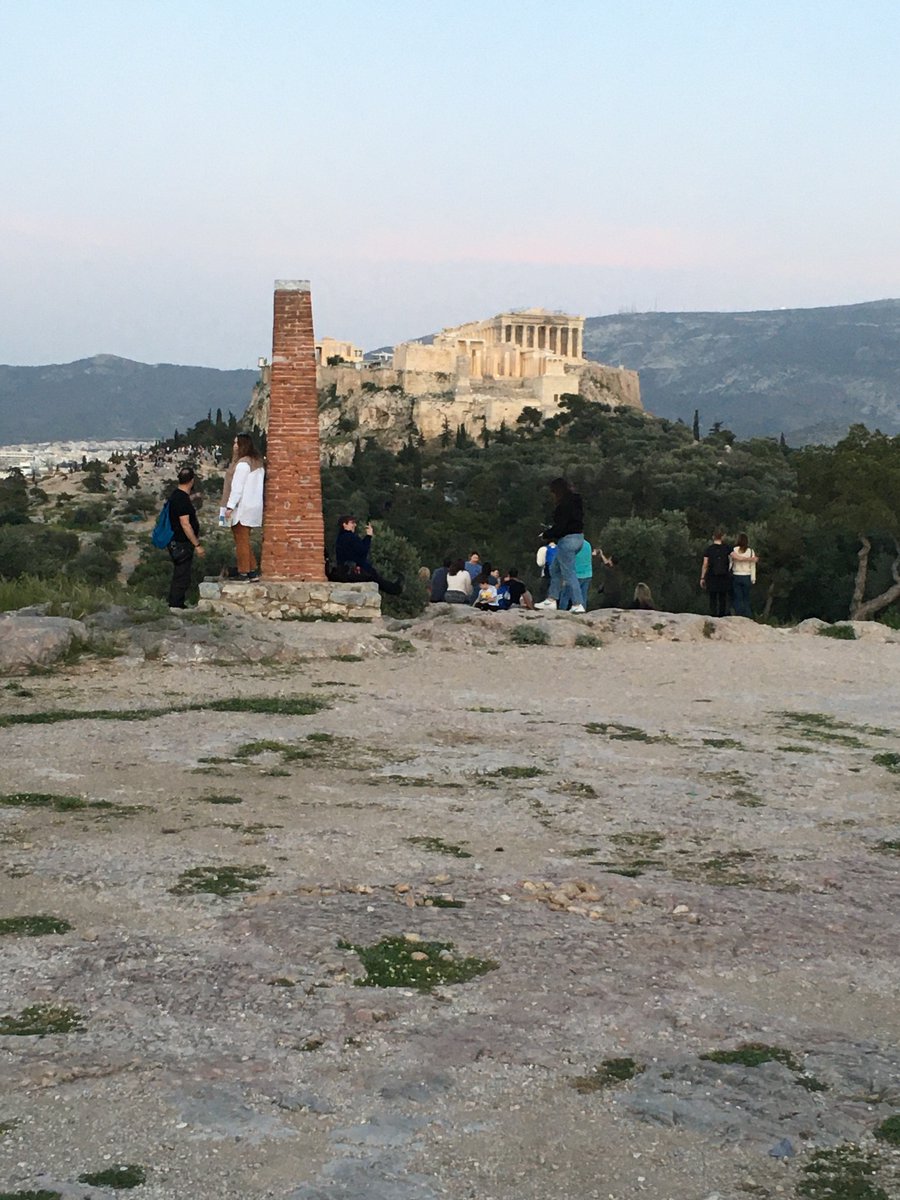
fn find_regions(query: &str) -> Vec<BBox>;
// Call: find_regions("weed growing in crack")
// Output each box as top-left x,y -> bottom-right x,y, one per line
585,722 -> 673,744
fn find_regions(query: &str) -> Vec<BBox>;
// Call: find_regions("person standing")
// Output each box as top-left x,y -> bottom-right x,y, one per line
729,533 -> 759,618
700,528 -> 732,617
535,478 -> 585,613
223,434 -> 265,580
560,537 -> 593,610
167,466 -> 205,610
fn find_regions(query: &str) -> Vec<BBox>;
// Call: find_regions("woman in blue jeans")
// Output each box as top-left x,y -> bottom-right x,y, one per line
535,478 -> 585,613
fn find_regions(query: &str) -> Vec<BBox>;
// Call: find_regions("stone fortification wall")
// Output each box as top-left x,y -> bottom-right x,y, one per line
247,360 -> 642,464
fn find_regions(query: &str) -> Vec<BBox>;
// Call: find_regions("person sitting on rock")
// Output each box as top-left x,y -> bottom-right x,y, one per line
334,515 -> 402,595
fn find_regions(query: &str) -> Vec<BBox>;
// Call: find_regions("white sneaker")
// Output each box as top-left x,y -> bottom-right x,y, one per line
534,598 -> 557,610
570,604 -> 586,614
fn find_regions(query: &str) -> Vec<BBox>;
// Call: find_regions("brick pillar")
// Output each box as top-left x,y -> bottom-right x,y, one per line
260,280 -> 326,581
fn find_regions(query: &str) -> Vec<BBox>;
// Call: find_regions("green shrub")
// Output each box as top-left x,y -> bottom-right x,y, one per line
818,623 -> 857,640
510,623 -> 549,645
369,524 -> 427,618
0,527 -> 79,580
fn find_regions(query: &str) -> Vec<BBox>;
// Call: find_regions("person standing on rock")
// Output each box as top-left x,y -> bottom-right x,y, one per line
700,528 -> 733,617
167,466 -> 205,610
729,533 -> 759,618
535,478 -> 585,613
222,434 -> 265,581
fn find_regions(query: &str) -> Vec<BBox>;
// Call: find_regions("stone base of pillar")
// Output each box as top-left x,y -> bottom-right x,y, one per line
197,579 -> 381,622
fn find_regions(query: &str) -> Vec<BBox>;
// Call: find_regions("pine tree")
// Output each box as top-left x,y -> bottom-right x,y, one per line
692,409 -> 700,441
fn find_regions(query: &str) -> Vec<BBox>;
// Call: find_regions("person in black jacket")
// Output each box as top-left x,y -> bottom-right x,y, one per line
167,466 -> 205,609
334,516 -> 402,595
534,478 -> 586,612
700,528 -> 733,617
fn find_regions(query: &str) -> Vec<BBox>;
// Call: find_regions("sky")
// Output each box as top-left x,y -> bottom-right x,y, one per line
2,0 -> 899,368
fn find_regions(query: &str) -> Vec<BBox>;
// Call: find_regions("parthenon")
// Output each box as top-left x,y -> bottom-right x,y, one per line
392,308 -> 585,381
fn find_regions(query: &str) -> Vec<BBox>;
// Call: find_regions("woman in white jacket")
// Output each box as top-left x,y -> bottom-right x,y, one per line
223,434 -> 265,580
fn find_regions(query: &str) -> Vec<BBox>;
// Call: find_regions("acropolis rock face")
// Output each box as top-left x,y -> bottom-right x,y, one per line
247,307 -> 642,461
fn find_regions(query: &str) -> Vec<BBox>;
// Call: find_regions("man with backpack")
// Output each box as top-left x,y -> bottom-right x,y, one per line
166,467 -> 205,609
700,528 -> 732,617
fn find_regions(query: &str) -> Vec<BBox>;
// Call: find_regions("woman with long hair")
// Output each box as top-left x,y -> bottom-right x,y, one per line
729,532 -> 759,618
222,433 -> 265,580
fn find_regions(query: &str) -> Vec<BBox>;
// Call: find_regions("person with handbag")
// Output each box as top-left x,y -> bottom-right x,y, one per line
167,466 -> 205,610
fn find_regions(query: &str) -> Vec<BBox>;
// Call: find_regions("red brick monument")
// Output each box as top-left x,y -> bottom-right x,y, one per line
261,280 -> 326,581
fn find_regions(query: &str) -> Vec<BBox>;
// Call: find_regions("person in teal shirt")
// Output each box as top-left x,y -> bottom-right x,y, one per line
560,539 -> 593,610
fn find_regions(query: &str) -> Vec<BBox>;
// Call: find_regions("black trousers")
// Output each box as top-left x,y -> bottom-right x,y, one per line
708,587 -> 729,617
167,545 -> 194,608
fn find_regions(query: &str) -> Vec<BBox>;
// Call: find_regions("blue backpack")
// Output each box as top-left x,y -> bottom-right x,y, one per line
150,500 -> 173,549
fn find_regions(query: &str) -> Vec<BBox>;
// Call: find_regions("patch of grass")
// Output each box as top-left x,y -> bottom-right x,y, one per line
339,935 -> 497,991
570,1057 -> 645,1093
510,624 -> 549,646
268,977 -> 296,987
873,839 -> 900,854
775,710 -> 890,745
78,1165 -> 147,1189
702,620 -> 716,638
170,864 -> 272,897
386,638 -> 415,654
0,915 -> 72,937
0,1004 -> 85,1037
778,743 -> 817,754
0,1119 -> 18,1137
0,695 -> 328,729
0,792 -> 132,816
406,836 -> 472,859
701,1042 -> 800,1070
466,706 -> 513,713
331,654 -> 363,662
574,632 -> 602,648
584,722 -> 672,743
873,751 -> 900,774
422,895 -> 465,908
496,765 -> 544,779
702,737 -> 744,749
555,781 -> 598,798
0,1191 -> 62,1200
611,830 -> 665,851
194,793 -> 243,805
796,1144 -> 887,1200
874,1114 -> 900,1145
818,623 -> 858,640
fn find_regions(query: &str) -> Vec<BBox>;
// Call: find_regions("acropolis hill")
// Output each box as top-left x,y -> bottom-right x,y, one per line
247,308 -> 642,459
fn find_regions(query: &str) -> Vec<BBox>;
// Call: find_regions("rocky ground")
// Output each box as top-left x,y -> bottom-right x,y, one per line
1,606 -> 899,1200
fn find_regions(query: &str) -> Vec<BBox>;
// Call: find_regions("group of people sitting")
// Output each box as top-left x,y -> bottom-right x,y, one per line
429,553 -> 534,610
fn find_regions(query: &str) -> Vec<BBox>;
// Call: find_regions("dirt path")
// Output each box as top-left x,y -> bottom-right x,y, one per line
1,638 -> 898,1199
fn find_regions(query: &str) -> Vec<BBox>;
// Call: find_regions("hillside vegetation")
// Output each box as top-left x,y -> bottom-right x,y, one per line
154,400 -> 900,626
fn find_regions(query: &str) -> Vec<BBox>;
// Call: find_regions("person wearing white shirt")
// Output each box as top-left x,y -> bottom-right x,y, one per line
223,434 -> 265,580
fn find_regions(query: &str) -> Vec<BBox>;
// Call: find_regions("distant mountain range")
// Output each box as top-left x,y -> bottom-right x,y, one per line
583,299 -> 900,442
0,354 -> 256,444
2,300 -> 899,446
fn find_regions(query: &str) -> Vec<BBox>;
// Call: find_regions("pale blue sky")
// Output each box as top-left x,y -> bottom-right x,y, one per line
2,0 -> 898,367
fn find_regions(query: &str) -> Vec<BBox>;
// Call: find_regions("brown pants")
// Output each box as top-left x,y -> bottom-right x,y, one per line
231,523 -> 257,574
